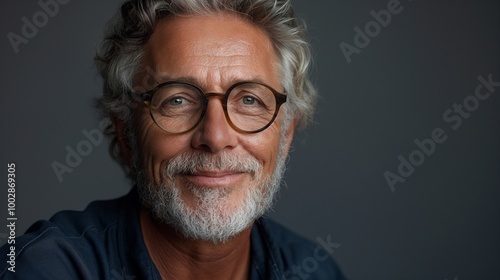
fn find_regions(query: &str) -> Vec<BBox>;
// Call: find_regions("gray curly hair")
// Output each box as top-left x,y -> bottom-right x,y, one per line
95,0 -> 317,167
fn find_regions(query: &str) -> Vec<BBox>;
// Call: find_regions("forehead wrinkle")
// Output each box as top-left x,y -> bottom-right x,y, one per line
157,44 -> 253,87
142,13 -> 281,91
192,39 -> 251,57
175,53 -> 261,90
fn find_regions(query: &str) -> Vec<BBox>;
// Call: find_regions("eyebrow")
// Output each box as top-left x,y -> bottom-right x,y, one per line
154,75 -> 273,90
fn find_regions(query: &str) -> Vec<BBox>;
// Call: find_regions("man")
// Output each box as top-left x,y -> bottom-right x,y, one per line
1,0 -> 345,279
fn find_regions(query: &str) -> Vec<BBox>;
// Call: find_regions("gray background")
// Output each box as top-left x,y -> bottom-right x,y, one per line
1,0 -> 499,279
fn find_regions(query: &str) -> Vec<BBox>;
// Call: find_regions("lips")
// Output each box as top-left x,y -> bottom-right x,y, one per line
181,170 -> 247,187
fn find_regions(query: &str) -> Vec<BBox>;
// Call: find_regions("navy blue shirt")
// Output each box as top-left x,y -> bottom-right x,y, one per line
1,188 -> 345,279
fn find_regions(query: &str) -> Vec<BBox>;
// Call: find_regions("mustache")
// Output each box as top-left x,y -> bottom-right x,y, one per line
164,151 -> 262,180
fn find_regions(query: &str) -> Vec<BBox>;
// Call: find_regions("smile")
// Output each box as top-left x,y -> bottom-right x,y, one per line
181,171 -> 248,188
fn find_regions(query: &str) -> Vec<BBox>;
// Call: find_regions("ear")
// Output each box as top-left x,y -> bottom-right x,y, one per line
111,115 -> 133,168
282,118 -> 298,156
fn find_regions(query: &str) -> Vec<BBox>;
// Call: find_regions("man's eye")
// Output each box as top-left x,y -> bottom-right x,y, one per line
168,97 -> 184,106
242,96 -> 257,105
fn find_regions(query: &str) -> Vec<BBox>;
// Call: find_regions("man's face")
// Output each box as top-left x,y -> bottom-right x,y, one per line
130,13 -> 294,242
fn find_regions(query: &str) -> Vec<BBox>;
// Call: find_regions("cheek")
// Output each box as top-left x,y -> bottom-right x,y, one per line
241,126 -> 282,175
134,110 -> 191,182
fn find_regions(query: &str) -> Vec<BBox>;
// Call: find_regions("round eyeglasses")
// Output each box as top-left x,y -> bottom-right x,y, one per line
131,81 -> 287,134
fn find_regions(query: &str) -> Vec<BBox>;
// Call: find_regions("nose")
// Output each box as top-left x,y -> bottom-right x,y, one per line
190,97 -> 238,153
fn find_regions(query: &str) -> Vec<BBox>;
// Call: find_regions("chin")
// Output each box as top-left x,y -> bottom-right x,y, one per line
139,172 -> 277,243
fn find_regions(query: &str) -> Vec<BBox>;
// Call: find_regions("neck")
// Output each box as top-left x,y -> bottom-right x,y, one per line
140,207 -> 252,280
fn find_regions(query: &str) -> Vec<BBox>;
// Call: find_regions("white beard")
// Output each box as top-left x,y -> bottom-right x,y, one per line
136,147 -> 286,244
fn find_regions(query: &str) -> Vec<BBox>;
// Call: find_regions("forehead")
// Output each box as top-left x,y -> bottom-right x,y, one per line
139,13 -> 280,89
